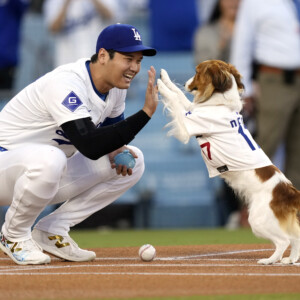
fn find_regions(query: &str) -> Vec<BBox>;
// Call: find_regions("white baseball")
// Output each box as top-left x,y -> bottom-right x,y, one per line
138,244 -> 156,261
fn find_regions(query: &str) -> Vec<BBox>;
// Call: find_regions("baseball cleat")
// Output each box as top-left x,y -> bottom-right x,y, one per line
32,229 -> 96,262
0,232 -> 51,265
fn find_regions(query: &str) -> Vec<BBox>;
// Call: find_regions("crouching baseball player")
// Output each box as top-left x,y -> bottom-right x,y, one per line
0,24 -> 157,265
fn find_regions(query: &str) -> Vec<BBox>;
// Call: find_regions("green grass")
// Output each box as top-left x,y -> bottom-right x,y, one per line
70,227 -> 268,248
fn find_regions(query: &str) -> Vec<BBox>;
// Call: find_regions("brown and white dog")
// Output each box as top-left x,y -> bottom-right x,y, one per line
157,59 -> 300,265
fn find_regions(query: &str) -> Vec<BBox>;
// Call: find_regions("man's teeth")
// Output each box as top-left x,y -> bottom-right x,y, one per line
124,74 -> 133,79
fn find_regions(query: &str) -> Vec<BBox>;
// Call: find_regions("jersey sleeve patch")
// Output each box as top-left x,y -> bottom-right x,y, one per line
62,91 -> 83,112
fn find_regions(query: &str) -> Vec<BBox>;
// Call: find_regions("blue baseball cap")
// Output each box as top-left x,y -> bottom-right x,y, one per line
96,23 -> 157,56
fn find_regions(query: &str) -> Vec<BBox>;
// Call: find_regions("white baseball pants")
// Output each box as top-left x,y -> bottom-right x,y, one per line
0,144 -> 144,242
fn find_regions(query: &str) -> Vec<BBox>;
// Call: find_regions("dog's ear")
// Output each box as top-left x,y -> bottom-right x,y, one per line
209,64 -> 233,93
189,64 -> 215,101
207,61 -> 244,94
227,63 -> 245,92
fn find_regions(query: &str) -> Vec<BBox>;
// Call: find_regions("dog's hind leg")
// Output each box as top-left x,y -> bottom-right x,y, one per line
249,207 -> 290,265
280,212 -> 300,264
281,238 -> 300,264
257,238 -> 290,265
251,225 -> 290,265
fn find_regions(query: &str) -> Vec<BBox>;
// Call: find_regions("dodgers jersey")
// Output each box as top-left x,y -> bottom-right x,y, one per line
0,58 -> 126,157
44,0 -> 118,67
183,106 -> 272,177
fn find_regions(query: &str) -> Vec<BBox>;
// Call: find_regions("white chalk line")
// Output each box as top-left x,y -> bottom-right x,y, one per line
0,262 -> 299,273
1,271 -> 300,277
0,248 -> 274,262
1,247 -> 298,277
162,248 -> 275,260
0,257 -> 259,262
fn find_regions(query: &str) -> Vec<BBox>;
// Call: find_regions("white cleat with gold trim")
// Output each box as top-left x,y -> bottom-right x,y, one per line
32,229 -> 96,262
0,232 -> 51,265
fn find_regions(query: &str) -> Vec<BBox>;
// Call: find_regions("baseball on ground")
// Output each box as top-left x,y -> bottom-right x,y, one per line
138,244 -> 156,261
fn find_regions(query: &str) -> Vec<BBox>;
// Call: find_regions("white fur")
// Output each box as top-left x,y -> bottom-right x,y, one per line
158,71 -> 243,144
158,67 -> 300,265
157,70 -> 191,144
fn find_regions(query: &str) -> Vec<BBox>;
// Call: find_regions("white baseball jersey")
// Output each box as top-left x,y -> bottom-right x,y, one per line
43,0 -> 118,66
183,106 -> 272,177
0,58 -> 126,157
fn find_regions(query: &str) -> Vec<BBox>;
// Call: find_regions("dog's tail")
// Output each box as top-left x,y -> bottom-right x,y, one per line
157,78 -> 190,144
270,182 -> 300,237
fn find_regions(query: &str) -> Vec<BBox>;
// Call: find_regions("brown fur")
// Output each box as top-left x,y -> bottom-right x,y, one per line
271,183 -> 300,218
255,165 -> 281,182
270,182 -> 300,236
187,60 -> 244,103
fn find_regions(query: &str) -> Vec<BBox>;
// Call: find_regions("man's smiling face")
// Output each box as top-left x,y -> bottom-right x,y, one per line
105,51 -> 143,90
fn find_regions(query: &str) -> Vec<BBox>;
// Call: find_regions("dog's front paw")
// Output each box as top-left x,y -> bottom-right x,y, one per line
157,79 -> 173,98
160,69 -> 181,93
160,69 -> 169,81
281,257 -> 296,265
257,258 -> 275,265
160,69 -> 192,110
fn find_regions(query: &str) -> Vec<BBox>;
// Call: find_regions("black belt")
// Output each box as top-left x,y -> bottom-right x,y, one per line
259,64 -> 300,84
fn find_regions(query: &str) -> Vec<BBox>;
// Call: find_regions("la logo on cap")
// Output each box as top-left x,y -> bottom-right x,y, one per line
132,28 -> 141,41
96,23 -> 157,56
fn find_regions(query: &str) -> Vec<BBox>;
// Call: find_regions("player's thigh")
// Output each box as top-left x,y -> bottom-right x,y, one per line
126,145 -> 145,176
0,144 -> 66,205
53,151 -> 115,204
53,145 -> 145,204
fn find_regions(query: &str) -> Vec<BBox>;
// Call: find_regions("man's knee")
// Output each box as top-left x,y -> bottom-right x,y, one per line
29,146 -> 67,183
128,146 -> 145,180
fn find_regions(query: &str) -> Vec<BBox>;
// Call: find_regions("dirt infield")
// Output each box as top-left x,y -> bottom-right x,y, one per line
1,244 -> 300,299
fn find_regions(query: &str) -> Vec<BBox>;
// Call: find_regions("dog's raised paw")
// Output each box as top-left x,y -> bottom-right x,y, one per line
157,79 -> 171,97
160,69 -> 168,79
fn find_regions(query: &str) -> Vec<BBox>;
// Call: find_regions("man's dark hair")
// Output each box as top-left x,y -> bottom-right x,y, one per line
90,49 -> 116,63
